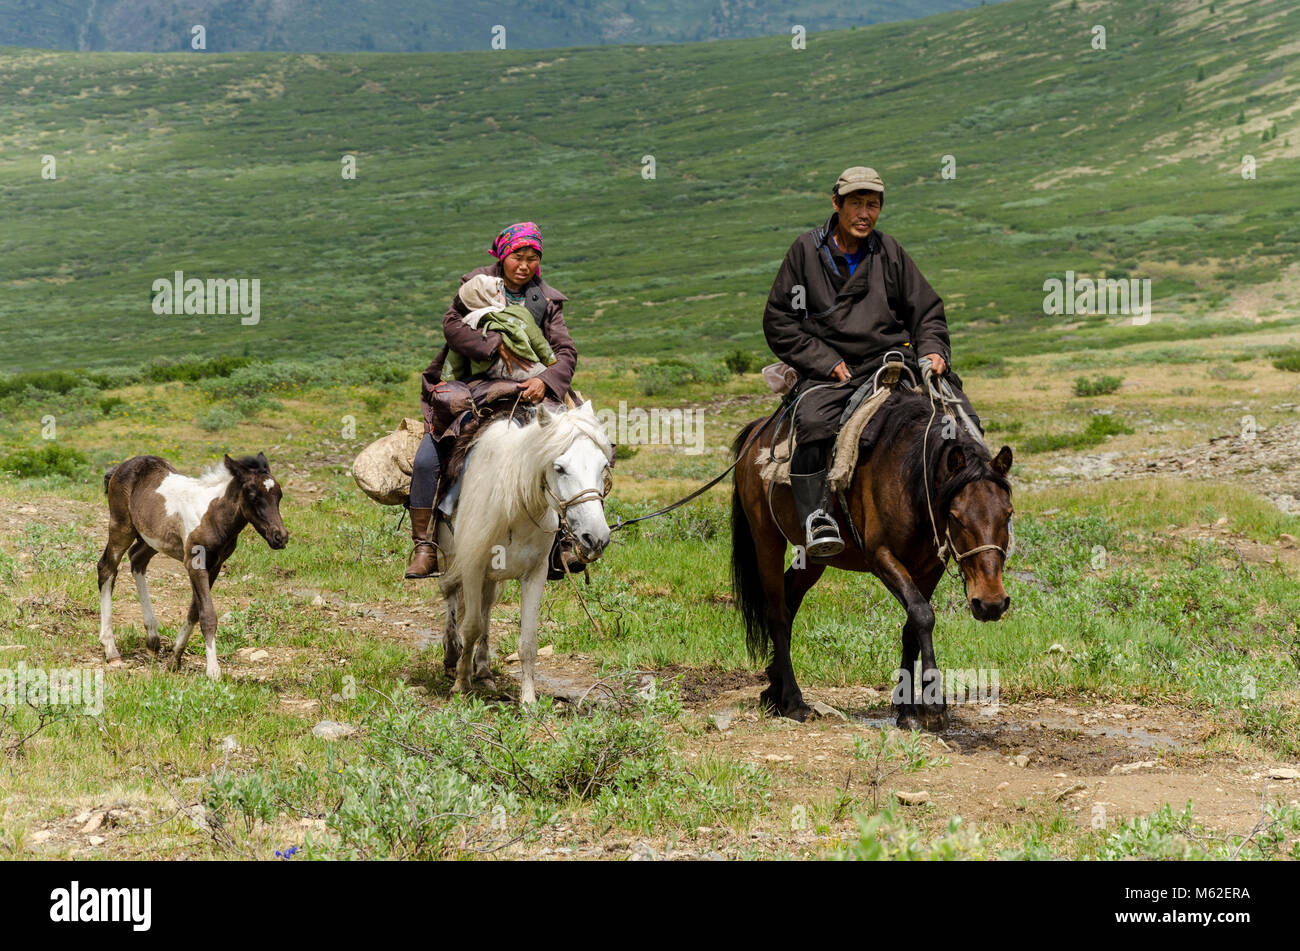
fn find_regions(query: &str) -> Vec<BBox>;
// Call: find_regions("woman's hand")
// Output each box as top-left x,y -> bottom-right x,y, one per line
518,378 -> 547,402
498,343 -> 531,376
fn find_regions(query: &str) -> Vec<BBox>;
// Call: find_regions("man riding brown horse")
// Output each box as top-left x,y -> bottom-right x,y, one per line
408,221 -> 584,579
762,166 -> 982,557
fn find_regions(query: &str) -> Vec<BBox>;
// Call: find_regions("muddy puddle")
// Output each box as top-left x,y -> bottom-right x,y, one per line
854,706 -> 1183,774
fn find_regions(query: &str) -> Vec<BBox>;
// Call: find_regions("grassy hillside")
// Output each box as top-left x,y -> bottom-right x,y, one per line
0,0 -> 999,52
0,0 -> 1297,376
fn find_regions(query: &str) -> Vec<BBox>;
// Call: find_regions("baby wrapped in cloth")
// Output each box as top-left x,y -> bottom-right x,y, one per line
442,273 -> 557,382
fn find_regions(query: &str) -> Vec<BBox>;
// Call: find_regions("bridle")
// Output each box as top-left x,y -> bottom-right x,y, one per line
918,361 -> 1013,577
536,424 -> 613,543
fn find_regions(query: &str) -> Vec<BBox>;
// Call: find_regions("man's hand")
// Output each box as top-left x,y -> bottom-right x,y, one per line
518,377 -> 547,402
922,353 -> 946,376
830,361 -> 851,382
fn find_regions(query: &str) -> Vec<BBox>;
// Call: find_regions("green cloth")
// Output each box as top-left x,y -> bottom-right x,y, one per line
443,304 -> 557,381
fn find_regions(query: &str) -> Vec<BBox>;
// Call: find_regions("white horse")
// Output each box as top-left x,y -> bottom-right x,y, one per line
437,400 -> 613,702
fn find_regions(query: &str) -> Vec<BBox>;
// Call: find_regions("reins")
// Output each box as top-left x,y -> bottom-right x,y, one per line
607,402 -> 788,534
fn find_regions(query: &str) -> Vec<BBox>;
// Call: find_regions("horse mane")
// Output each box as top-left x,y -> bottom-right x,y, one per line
870,389 -> 1009,516
198,454 -> 268,484
445,407 -> 612,587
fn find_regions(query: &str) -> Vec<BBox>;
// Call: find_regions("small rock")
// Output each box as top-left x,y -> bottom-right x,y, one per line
707,710 -> 733,732
311,594 -> 325,607
1011,754 -> 1030,768
87,835 -> 106,847
1053,783 -> 1088,801
1279,534 -> 1298,549
537,644 -> 554,657
221,735 -> 239,752
219,612 -> 233,623
996,781 -> 1010,791
249,650 -> 269,663
1047,643 -> 1066,654
808,700 -> 848,721
79,812 -> 104,834
703,851 -> 727,861
763,754 -> 794,763
73,811 -> 92,825
1111,760 -> 1158,775
894,790 -> 930,805
312,720 -> 357,741
1053,772 -> 1068,779
31,830 -> 53,844
1267,767 -> 1300,780
629,841 -> 658,861
1214,517 -> 1228,527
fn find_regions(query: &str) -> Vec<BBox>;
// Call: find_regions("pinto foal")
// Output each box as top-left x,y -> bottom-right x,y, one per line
98,453 -> 288,679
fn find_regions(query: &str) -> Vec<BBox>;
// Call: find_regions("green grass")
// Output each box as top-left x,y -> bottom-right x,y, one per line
1072,374 -> 1123,397
1020,413 -> 1134,454
2,0 -> 1298,374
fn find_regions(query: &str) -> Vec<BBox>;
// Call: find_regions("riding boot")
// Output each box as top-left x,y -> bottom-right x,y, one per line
404,507 -> 441,579
790,470 -> 845,558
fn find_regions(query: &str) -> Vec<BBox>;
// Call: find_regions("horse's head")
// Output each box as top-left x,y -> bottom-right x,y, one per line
941,443 -> 1013,621
225,452 -> 289,550
538,401 -> 613,563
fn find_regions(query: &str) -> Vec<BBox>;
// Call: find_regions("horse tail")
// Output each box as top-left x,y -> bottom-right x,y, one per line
103,464 -> 119,493
730,420 -> 771,662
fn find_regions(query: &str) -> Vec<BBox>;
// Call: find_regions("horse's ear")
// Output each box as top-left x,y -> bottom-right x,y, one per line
257,451 -> 268,465
223,454 -> 242,474
537,405 -> 555,427
992,445 -> 1013,476
945,445 -> 966,479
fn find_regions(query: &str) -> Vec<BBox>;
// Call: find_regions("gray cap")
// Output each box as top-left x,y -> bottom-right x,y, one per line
834,166 -> 885,197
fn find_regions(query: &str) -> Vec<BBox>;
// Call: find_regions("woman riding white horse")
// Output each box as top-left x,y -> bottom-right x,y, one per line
409,221 -> 581,579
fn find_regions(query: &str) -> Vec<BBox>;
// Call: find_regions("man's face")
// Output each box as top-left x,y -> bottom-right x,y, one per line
833,190 -> 883,239
503,248 -> 541,289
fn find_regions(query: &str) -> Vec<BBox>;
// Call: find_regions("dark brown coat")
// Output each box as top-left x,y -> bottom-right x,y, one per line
762,215 -> 952,380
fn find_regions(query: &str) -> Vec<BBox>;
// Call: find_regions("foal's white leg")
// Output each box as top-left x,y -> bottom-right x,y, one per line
517,563 -> 548,705
98,581 -> 119,666
134,570 -> 159,651
96,534 -> 132,668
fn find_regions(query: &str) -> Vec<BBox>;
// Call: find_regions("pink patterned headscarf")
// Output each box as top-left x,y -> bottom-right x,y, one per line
490,221 -> 543,264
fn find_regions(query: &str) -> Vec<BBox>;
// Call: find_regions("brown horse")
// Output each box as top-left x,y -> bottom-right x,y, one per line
730,388 -> 1013,730
98,453 -> 288,679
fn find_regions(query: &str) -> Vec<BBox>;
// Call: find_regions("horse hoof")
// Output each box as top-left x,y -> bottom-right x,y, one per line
783,703 -> 812,723
894,708 -> 923,731
106,657 -> 123,669
920,707 -> 949,732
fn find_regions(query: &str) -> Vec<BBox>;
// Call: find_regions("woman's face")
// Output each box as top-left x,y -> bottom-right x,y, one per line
502,248 -> 540,290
